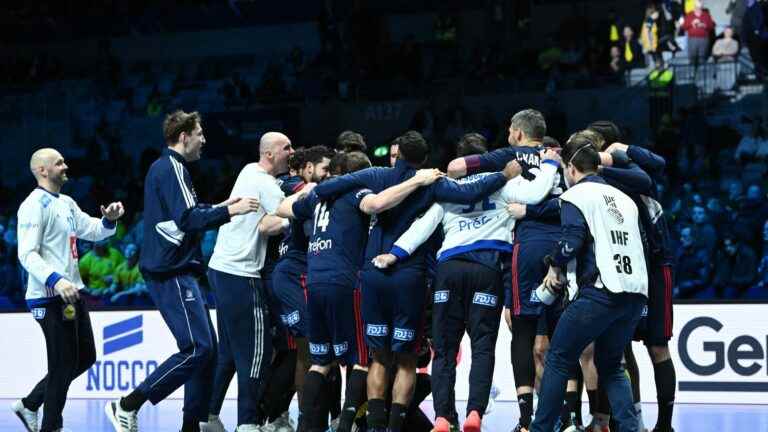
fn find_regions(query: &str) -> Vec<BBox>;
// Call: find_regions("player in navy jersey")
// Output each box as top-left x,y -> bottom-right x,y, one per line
270,146 -> 334,430
277,152 -> 443,432
447,109 -> 564,431
310,131 -> 521,432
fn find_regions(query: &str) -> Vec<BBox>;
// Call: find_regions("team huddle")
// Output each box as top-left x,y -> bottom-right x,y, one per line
12,108 -> 677,432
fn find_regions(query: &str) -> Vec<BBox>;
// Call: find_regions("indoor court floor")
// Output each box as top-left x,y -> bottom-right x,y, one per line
1,399 -> 766,432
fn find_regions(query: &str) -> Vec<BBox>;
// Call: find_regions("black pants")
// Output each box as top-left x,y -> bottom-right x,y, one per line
432,260 -> 502,420
23,299 -> 96,432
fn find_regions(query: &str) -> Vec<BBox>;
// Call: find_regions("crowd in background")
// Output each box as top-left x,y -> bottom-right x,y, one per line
0,1 -> 767,310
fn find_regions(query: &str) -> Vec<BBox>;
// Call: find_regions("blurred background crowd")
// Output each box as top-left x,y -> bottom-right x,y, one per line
0,0 -> 767,310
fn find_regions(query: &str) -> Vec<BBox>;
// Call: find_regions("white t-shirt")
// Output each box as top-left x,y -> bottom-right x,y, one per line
17,188 -> 116,302
208,163 -> 285,278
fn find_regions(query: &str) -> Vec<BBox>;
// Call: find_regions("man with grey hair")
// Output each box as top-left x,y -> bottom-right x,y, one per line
14,148 -> 125,432
202,132 -> 297,432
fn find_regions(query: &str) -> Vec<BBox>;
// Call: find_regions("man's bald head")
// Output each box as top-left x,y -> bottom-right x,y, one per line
260,132 -> 290,155
30,148 -> 62,178
258,132 -> 294,175
29,148 -> 68,188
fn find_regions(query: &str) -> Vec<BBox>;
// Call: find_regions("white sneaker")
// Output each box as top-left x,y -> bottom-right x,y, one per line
201,415 -> 228,432
235,425 -> 261,432
11,400 -> 38,432
274,411 -> 295,432
105,399 -> 139,432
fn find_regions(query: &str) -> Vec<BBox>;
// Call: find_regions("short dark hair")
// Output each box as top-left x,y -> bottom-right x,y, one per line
336,130 -> 367,152
163,110 -> 201,144
328,152 -> 347,175
587,120 -> 623,147
343,151 -> 372,174
393,131 -> 429,167
542,136 -> 561,148
303,145 -> 335,166
288,148 -> 308,172
563,133 -> 599,173
510,109 -> 547,140
456,133 -> 488,157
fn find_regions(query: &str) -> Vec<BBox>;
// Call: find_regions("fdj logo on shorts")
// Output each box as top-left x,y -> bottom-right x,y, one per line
333,342 -> 349,356
87,315 -> 158,392
366,324 -> 389,337
473,292 -> 498,307
310,343 -> 330,355
281,311 -> 301,326
393,328 -> 415,342
434,290 -> 449,303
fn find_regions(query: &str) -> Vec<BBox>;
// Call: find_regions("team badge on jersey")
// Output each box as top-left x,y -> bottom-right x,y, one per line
393,327 -> 415,341
31,308 -> 46,320
472,292 -> 498,307
310,343 -> 330,355
184,289 -> 195,302
366,324 -> 389,337
434,290 -> 449,303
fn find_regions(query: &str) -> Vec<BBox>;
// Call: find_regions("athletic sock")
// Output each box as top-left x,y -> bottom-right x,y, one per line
181,416 -> 200,432
388,403 -> 407,432
654,359 -> 676,432
562,391 -> 579,429
575,369 -> 584,426
302,370 -> 329,429
338,369 -> 367,432
518,393 -> 534,428
586,389 -> 597,416
328,365 -> 342,420
366,398 -> 387,428
120,389 -> 147,412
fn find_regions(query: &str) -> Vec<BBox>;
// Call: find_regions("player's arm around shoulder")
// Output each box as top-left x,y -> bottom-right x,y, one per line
359,168 -> 443,215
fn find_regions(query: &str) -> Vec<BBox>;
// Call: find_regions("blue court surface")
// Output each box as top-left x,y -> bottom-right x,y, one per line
2,399 -> 766,432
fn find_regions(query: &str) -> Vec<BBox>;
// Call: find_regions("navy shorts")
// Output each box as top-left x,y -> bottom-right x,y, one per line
362,267 -> 427,354
271,259 -> 308,337
504,239 -> 556,317
307,283 -> 368,367
634,262 -> 674,346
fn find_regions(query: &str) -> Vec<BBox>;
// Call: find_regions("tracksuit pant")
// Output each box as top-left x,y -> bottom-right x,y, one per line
24,298 -> 96,432
136,273 -> 217,423
207,268 -> 272,425
431,260 -> 502,421
531,287 -> 646,432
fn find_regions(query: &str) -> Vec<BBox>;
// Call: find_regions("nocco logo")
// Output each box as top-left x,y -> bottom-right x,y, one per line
86,315 -> 158,391
678,316 -> 768,392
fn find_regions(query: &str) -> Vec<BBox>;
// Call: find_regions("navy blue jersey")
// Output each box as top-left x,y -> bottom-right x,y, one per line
313,159 -> 508,272
463,146 -> 565,242
293,188 -> 373,287
275,174 -> 310,268
626,146 -> 674,263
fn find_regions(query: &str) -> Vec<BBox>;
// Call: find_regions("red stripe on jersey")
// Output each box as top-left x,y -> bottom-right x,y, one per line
300,274 -> 308,302
512,243 -> 521,316
663,265 -> 673,338
353,288 -> 368,367
287,332 -> 296,350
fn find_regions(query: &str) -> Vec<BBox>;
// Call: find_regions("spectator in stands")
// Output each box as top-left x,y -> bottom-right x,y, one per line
742,0 -> 768,79
621,26 -> 645,69
706,197 -> 728,228
733,184 -> 768,252
609,45 -> 624,75
675,226 -> 711,298
754,220 -> 768,295
727,0 -> 748,36
735,119 -> 768,161
599,8 -> 623,47
726,180 -> 745,211
713,234 -> 758,298
712,26 -> 740,62
641,3 -> 663,68
690,204 -> 718,254
681,0 -> 716,69
109,243 -> 147,305
79,238 -> 124,293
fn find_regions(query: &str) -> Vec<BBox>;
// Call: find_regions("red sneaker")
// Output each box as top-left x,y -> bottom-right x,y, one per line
434,416 -> 452,432
463,410 -> 482,432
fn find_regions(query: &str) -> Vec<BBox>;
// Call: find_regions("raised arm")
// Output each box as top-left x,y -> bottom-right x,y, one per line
434,160 -> 521,204
359,169 -> 443,215
313,167 -> 385,200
